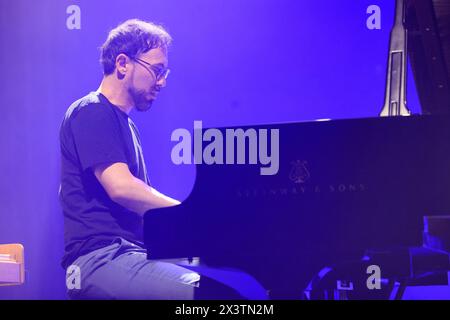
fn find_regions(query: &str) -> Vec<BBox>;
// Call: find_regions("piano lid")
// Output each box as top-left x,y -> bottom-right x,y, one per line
406,0 -> 450,115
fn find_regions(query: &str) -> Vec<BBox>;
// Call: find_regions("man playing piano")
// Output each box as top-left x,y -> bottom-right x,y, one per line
58,19 -> 267,300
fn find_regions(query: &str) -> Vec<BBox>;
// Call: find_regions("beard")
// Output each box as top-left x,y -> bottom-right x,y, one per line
129,86 -> 154,112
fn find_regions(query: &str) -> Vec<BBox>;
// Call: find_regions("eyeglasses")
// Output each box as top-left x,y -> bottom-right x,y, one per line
132,57 -> 170,81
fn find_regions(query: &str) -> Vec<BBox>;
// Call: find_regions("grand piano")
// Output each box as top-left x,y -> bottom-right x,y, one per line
144,0 -> 450,299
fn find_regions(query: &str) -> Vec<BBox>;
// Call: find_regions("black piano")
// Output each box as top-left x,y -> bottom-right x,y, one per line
144,0 -> 450,299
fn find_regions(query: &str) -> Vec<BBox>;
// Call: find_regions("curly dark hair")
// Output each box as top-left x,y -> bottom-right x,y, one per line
100,19 -> 172,75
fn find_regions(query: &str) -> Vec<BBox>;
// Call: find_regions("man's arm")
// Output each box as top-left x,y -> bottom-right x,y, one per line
94,162 -> 180,216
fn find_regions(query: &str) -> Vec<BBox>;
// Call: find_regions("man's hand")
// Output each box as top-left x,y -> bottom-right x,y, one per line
94,162 -> 180,216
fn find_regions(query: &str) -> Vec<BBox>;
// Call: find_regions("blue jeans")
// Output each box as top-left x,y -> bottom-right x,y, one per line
66,238 -> 268,300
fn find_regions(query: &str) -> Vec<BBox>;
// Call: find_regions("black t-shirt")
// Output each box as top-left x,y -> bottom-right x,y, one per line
59,91 -> 150,269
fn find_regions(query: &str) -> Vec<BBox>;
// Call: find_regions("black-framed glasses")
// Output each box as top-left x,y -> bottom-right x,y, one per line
132,57 -> 170,81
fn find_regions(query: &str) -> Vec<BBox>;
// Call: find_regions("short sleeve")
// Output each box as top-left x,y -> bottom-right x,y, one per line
70,104 -> 128,171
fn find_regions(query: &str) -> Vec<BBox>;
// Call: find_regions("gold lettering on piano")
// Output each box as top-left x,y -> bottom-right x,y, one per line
236,184 -> 367,198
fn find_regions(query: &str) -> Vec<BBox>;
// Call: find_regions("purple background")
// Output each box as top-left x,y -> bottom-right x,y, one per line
0,0 -> 421,299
